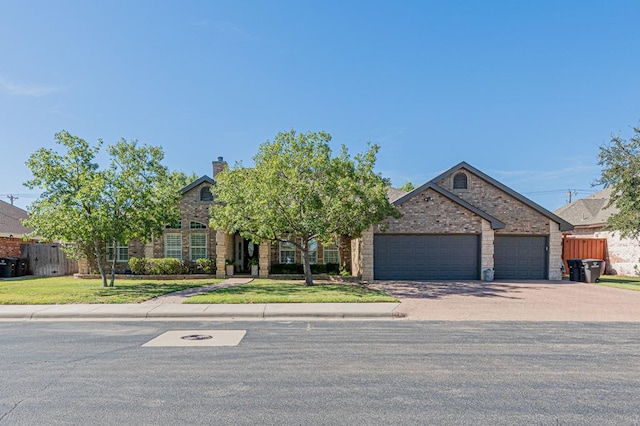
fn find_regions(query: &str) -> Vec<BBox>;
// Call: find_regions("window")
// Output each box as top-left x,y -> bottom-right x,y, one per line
453,172 -> 468,190
190,233 -> 207,260
279,241 -> 296,263
106,242 -> 129,263
200,186 -> 213,202
323,244 -> 339,264
308,239 -> 318,264
165,220 -> 182,229
190,221 -> 207,229
164,234 -> 182,259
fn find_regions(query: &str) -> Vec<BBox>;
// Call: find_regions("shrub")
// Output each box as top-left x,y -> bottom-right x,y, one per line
195,258 -> 216,274
128,257 -> 147,275
145,258 -> 184,275
269,263 -> 340,275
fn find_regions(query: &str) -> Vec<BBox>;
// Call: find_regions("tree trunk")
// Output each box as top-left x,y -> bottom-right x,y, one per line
109,240 -> 117,287
301,240 -> 314,286
92,237 -> 108,287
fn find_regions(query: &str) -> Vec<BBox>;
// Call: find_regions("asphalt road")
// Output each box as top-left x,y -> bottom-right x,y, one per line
1,321 -> 639,425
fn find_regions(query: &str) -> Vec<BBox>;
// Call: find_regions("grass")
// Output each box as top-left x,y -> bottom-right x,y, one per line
0,276 -> 222,304
184,279 -> 399,304
597,275 -> 640,291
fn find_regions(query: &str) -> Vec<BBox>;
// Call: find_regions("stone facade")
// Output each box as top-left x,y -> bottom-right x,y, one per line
380,188 -> 483,234
154,180 -> 217,261
436,171 -> 550,235
588,228 -> 640,276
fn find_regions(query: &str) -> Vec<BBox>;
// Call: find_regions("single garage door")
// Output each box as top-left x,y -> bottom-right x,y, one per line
374,234 -> 479,280
494,235 -> 547,279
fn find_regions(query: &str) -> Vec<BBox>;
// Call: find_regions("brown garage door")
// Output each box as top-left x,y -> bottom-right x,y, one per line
374,234 -> 480,280
494,235 -> 547,279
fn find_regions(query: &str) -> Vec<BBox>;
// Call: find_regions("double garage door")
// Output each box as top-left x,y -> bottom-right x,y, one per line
374,234 -> 547,280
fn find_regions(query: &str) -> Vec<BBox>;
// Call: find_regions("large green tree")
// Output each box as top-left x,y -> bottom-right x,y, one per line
24,131 -> 185,287
210,129 -> 400,286
596,125 -> 640,240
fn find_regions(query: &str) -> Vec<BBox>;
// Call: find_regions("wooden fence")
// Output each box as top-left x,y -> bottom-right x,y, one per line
20,243 -> 79,276
562,237 -> 607,272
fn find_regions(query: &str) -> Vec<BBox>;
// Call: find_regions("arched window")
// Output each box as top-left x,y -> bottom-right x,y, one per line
190,221 -> 207,229
453,172 -> 468,190
200,186 -> 213,201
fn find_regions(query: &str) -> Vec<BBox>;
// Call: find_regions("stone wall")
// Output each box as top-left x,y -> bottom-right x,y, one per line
437,171 -> 550,235
548,221 -> 563,280
156,181 -> 217,261
593,229 -> 640,276
379,188 -> 483,235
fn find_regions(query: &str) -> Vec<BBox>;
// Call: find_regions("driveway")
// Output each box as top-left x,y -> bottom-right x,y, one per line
370,280 -> 640,321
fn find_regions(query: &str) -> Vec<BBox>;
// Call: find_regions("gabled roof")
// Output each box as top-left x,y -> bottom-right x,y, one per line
0,199 -> 32,237
394,182 -> 506,230
431,162 -> 573,231
554,187 -> 614,228
180,175 -> 215,195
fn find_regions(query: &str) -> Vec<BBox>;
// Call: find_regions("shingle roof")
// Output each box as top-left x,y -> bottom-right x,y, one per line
0,200 -> 32,237
386,187 -> 408,203
180,175 -> 215,194
553,187 -> 615,228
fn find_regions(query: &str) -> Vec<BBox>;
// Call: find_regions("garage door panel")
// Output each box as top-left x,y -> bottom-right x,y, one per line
494,236 -> 546,279
374,234 -> 479,280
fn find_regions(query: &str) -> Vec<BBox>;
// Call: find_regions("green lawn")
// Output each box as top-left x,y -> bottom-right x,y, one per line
184,279 -> 398,304
0,276 -> 222,304
597,275 -> 640,291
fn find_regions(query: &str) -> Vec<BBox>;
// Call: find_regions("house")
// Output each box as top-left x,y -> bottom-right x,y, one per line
105,160 -> 573,281
102,157 -> 345,277
554,187 -> 640,276
0,199 -> 33,257
358,162 -> 573,281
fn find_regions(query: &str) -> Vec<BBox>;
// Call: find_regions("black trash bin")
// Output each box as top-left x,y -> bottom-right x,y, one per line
15,258 -> 28,277
0,258 -> 17,278
582,259 -> 603,283
566,258 -> 584,282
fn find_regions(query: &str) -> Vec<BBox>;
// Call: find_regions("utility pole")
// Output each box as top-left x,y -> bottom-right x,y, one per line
6,194 -> 18,205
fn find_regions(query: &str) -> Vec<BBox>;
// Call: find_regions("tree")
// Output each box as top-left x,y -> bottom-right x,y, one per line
209,129 -> 401,286
596,125 -> 640,240
24,131 -> 185,287
398,181 -> 416,192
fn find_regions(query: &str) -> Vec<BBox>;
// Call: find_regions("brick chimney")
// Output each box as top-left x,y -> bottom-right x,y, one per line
212,156 -> 228,178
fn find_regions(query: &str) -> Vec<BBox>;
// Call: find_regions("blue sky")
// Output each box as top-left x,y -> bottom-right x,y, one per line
1,0 -> 639,212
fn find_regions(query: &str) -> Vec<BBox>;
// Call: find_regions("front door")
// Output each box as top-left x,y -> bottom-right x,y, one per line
234,234 -> 244,273
234,235 -> 260,273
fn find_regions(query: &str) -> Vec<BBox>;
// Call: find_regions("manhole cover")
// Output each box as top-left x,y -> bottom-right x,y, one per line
142,330 -> 246,347
181,334 -> 213,341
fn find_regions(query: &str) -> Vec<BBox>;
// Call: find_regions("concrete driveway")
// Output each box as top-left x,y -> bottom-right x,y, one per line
370,280 -> 640,321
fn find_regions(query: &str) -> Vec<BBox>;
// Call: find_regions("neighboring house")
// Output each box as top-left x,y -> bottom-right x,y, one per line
554,187 -> 640,276
0,200 -> 33,257
358,162 -> 573,281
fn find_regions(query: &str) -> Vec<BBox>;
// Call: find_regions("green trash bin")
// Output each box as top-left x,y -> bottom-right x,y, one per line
581,259 -> 603,283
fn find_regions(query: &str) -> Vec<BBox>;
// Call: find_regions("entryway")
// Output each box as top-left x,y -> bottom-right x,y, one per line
234,235 -> 259,274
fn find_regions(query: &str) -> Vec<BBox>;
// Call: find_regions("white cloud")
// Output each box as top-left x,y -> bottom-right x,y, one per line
0,77 -> 62,97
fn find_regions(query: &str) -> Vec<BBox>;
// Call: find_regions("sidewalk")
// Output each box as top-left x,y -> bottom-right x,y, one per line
0,302 -> 401,321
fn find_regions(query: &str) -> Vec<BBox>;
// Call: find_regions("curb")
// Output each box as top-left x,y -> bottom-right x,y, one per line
0,303 -> 401,321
